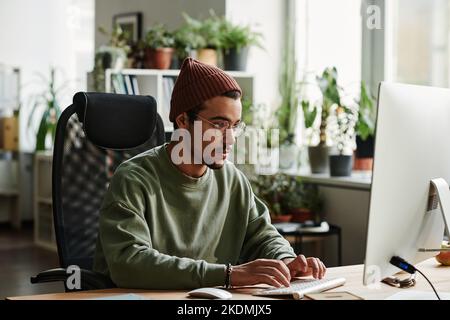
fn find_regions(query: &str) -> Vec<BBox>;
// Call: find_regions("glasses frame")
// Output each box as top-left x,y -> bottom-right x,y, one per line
194,114 -> 246,137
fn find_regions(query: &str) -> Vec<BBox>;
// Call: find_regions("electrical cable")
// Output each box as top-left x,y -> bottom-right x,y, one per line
390,256 -> 441,300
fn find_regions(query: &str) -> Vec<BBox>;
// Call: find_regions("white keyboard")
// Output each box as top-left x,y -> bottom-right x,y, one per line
253,277 -> 346,300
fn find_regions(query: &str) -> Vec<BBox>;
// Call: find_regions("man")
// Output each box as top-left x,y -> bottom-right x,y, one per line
94,57 -> 326,289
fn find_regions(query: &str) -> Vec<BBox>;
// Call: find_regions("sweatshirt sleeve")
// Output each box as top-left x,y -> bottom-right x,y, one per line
240,194 -> 297,262
97,165 -> 226,290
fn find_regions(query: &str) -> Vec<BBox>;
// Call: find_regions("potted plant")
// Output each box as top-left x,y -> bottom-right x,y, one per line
182,12 -> 221,66
277,16 -> 299,171
251,174 -> 292,223
327,104 -> 358,177
219,19 -> 263,71
26,68 -> 65,151
301,99 -> 319,149
284,181 -> 323,223
93,25 -> 132,91
172,24 -> 202,69
144,24 -> 175,69
307,67 -> 340,174
251,102 -> 280,175
354,82 -> 376,170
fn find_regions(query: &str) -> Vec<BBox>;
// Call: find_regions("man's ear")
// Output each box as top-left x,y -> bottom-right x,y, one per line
175,112 -> 189,129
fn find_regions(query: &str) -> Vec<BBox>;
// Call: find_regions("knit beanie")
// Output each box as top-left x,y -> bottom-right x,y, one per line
169,57 -> 242,122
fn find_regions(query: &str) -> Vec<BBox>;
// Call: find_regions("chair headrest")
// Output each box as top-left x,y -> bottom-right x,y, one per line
73,92 -> 158,149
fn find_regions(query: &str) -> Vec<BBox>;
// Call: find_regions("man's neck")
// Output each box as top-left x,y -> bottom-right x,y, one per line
166,142 -> 207,178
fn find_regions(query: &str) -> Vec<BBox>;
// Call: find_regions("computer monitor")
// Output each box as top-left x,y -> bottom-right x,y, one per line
363,82 -> 450,286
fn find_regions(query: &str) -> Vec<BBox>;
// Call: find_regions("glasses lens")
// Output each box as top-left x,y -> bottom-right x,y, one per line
233,122 -> 246,137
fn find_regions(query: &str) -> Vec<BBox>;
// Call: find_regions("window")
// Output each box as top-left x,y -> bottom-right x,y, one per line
296,0 -> 362,90
388,0 -> 450,87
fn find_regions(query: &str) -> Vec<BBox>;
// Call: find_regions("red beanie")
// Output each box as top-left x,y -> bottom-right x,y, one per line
169,57 -> 242,122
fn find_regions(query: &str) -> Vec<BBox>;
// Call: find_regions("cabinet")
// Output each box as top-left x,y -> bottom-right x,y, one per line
33,151 -> 56,251
0,66 -> 22,227
104,68 -> 254,131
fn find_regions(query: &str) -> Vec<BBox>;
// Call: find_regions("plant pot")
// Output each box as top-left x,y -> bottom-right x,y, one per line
144,47 -> 174,69
329,154 -> 353,177
279,142 -> 299,170
353,157 -> 374,171
308,145 -> 329,174
223,47 -> 249,71
289,208 -> 314,223
196,48 -> 218,66
356,135 -> 374,158
271,214 -> 292,223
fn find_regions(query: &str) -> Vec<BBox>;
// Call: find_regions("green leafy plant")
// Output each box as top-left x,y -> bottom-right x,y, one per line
98,24 -> 132,54
301,100 -> 320,146
285,181 -> 322,211
173,25 -> 202,60
182,12 -> 222,50
250,174 -> 291,216
316,67 -> 342,146
276,12 -> 298,146
355,82 -> 376,141
251,175 -> 323,218
219,19 -> 263,53
27,68 -> 67,151
145,24 -> 175,49
241,98 -> 254,125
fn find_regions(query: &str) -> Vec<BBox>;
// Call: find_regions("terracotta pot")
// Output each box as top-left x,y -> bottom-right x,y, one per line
196,48 -> 218,66
353,157 -> 373,171
289,208 -> 314,223
144,47 -> 174,69
271,214 -> 292,223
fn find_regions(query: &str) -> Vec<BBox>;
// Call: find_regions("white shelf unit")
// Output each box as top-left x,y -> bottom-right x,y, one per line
0,66 -> 21,228
33,151 -> 56,251
105,68 -> 254,132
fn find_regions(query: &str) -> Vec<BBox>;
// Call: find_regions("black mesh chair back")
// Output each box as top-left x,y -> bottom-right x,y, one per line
53,92 -> 165,270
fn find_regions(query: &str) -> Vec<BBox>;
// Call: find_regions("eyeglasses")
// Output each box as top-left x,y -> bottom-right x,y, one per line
195,114 -> 246,137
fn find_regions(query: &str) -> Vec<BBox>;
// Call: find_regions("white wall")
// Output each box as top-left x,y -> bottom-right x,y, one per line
226,0 -> 285,110
0,0 -> 94,151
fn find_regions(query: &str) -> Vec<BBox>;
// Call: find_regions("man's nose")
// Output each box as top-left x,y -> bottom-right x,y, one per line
224,128 -> 236,145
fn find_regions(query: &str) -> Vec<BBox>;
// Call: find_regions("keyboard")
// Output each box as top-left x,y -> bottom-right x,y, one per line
253,277 -> 346,300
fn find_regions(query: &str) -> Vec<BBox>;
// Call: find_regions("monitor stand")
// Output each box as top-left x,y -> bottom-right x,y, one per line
383,178 -> 450,289
418,178 -> 450,249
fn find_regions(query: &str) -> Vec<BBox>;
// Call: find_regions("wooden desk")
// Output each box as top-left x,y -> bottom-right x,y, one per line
7,258 -> 450,300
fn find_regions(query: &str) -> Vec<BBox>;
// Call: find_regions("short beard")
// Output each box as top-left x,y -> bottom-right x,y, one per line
206,162 -> 224,170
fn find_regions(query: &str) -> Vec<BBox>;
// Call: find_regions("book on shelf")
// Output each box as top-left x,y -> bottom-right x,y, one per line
130,75 -> 140,95
161,77 -> 175,128
124,74 -> 134,95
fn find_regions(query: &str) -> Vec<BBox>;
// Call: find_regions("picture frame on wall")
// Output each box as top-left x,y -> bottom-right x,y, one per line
113,12 -> 142,42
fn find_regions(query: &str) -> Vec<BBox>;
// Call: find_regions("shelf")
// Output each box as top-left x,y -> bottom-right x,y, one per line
107,68 -> 254,78
37,197 -> 52,205
283,168 -> 372,191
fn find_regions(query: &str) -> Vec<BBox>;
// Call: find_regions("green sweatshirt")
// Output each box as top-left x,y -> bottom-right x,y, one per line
93,143 -> 296,289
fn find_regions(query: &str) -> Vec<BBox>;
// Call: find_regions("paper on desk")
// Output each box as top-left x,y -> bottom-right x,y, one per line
88,293 -> 148,300
385,291 -> 450,300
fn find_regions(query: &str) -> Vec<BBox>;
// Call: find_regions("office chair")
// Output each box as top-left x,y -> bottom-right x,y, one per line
31,92 -> 165,291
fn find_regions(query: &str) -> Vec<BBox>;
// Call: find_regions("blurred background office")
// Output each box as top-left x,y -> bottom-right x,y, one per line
0,0 -> 449,298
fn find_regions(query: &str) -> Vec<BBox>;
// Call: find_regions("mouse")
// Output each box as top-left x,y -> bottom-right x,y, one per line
187,287 -> 232,300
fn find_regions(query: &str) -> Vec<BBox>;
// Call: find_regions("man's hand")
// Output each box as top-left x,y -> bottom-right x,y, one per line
230,259 -> 292,288
283,255 -> 326,279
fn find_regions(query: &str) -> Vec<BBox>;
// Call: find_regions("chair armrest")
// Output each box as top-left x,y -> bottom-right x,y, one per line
31,268 -> 116,291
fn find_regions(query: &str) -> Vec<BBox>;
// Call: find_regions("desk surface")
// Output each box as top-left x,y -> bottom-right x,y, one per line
7,258 -> 449,300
